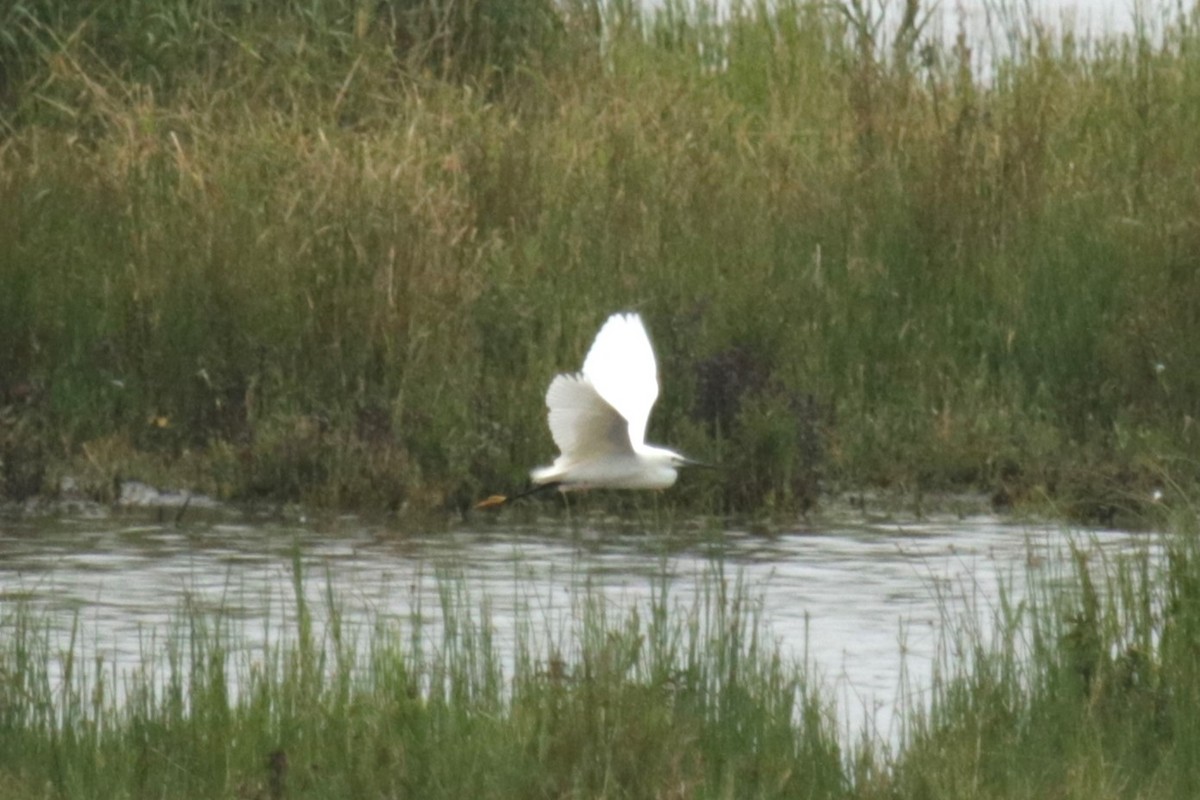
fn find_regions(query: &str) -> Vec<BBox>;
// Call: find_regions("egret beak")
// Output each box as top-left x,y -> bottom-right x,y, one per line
680,456 -> 718,470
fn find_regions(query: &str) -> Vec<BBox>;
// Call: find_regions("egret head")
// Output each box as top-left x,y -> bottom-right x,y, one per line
636,445 -> 711,487
651,446 -> 709,468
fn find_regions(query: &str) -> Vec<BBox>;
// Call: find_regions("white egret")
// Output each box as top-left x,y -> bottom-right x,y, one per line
477,312 -> 697,508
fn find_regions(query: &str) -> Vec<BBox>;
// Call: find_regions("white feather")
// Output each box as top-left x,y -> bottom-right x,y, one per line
580,313 -> 658,448
531,312 -> 687,491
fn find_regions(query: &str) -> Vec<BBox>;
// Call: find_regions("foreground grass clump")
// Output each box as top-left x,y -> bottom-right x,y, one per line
2,0 -> 1199,513
0,563 -> 844,799
4,514 -> 1200,798
893,518 -> 1200,798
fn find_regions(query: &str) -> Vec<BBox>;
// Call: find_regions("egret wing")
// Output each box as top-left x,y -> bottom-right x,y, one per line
544,374 -> 634,461
580,313 -> 659,447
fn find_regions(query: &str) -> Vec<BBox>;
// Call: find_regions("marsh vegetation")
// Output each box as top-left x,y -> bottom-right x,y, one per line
0,507 -> 1196,798
2,0 -> 1197,517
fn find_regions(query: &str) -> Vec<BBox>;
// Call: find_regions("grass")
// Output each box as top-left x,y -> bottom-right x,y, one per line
886,521 -> 1200,799
0,554 -> 845,799
2,0 -> 1199,515
3,510 -> 1200,797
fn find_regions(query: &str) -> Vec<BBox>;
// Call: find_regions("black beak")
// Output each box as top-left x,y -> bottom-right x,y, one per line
680,456 -> 718,470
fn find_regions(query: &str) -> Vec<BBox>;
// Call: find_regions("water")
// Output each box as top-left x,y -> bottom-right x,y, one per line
677,0 -> 1182,84
927,0 -> 1168,47
0,508 -> 1155,743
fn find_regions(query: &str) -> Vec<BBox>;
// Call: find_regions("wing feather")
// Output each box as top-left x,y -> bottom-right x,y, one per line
580,313 -> 659,447
544,374 -> 633,461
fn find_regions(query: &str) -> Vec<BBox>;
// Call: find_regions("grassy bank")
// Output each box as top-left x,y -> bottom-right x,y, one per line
2,0 -> 1199,514
1,517 -> 1198,797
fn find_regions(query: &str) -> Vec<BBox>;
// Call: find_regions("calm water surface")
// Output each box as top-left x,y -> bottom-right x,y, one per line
0,509 -> 1156,742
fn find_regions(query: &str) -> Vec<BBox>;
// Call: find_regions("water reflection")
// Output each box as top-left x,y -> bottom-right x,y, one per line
0,511 -> 1155,742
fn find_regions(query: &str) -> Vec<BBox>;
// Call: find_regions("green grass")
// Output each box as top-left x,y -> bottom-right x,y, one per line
888,521 -> 1200,799
2,0 -> 1199,514
4,512 -> 1200,798
0,556 -> 845,799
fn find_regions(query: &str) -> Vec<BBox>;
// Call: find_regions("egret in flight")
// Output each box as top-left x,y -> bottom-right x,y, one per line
477,312 -> 697,508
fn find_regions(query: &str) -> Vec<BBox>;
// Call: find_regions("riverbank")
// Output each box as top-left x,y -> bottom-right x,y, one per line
2,0 -> 1197,519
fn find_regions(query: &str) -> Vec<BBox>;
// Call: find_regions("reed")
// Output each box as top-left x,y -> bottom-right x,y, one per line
0,560 -> 844,798
890,523 -> 1200,798
4,516 -> 1200,797
2,0 -> 1197,514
